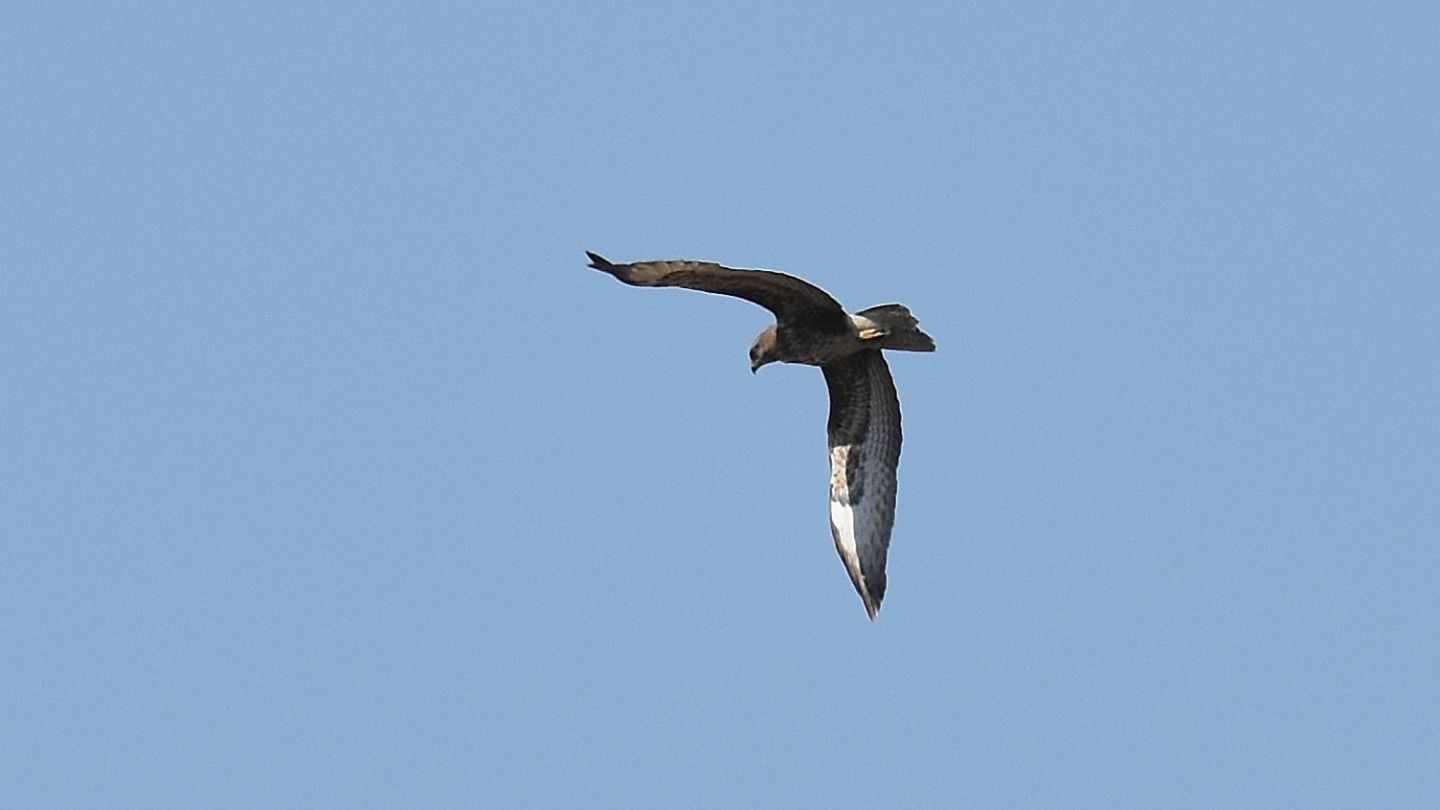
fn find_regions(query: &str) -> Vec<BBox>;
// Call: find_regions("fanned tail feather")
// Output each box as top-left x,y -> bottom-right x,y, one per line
855,304 -> 936,352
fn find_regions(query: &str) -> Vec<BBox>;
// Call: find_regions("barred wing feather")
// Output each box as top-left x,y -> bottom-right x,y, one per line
822,352 -> 902,619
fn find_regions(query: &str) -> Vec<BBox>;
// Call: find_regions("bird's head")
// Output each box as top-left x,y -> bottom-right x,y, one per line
749,325 -> 779,373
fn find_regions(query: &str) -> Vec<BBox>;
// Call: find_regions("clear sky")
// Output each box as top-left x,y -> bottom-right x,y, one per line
4,2 -> 1438,807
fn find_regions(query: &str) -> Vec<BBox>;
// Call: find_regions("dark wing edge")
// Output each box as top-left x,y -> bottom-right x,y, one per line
822,351 -> 902,620
585,251 -> 844,321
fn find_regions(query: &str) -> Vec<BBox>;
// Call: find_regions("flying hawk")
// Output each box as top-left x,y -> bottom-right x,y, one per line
587,251 -> 935,619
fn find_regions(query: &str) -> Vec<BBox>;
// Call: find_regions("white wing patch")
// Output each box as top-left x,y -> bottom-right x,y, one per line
829,445 -> 881,618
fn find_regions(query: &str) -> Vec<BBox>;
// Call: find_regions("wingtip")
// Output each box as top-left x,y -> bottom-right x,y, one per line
854,576 -> 883,620
836,530 -> 887,620
585,250 -> 612,270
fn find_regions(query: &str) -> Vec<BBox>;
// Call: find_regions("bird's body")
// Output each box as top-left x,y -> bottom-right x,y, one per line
586,251 -> 934,619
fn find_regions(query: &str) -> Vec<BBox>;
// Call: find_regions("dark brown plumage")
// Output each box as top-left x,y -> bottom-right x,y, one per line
586,251 -> 934,619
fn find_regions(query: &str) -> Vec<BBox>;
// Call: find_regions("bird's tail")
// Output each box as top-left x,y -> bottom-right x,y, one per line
855,304 -> 936,352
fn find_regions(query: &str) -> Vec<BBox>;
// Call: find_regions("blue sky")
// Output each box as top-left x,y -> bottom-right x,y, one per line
4,2 -> 1438,807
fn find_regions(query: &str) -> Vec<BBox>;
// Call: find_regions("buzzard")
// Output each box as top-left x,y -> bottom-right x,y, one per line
587,251 -> 935,619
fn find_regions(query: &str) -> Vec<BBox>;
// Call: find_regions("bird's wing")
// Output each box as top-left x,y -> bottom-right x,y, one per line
822,351 -> 902,619
587,251 -> 845,322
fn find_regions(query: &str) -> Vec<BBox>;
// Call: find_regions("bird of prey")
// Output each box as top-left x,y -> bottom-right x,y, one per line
586,251 -> 935,619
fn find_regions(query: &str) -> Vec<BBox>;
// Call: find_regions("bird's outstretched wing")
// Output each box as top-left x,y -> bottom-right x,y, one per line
822,351 -> 902,619
587,251 -> 845,323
